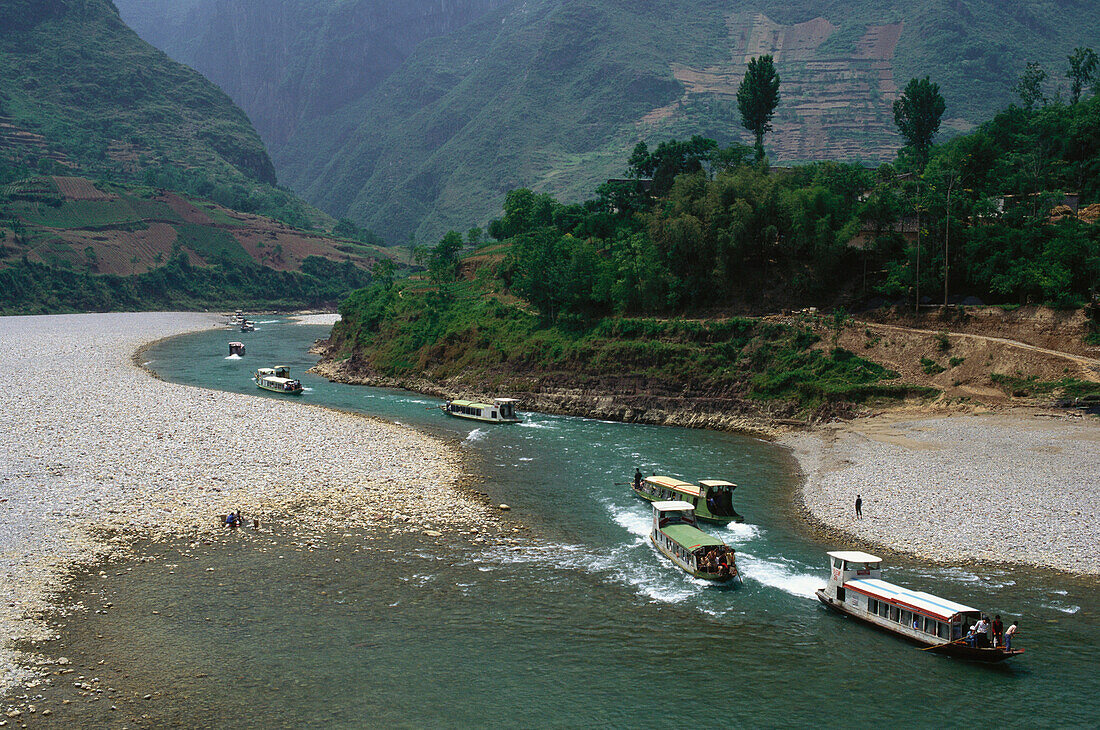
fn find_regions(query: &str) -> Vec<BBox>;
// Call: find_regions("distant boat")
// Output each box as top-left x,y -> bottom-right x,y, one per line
228,341 -> 245,356
253,366 -> 303,395
240,320 -> 256,332
631,475 -> 743,524
440,397 -> 521,423
815,551 -> 1024,663
649,500 -> 738,583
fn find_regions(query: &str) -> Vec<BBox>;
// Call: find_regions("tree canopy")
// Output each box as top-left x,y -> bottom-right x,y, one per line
893,77 -> 946,171
737,55 -> 781,161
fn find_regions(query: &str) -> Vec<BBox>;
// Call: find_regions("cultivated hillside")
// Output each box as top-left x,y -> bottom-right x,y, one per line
117,0 -> 1100,244
0,0 -> 275,186
0,175 -> 390,313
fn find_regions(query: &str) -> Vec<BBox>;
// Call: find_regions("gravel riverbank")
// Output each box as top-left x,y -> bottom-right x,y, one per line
0,313 -> 487,695
783,409 -> 1100,575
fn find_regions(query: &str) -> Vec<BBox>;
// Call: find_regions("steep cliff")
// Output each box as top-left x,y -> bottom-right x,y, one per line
0,0 -> 275,185
115,0 -> 513,150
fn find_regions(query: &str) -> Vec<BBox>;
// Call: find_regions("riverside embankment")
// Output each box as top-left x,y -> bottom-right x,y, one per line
0,313 -> 487,695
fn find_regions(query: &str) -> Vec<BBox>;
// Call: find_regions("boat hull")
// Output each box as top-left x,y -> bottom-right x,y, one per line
255,381 -> 303,395
631,486 -> 741,524
815,590 -> 1022,663
650,534 -> 737,583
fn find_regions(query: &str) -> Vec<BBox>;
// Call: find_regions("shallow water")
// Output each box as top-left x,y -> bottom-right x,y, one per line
26,319 -> 1100,726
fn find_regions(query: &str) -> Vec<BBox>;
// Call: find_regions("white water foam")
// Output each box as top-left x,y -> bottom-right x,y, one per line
517,420 -> 556,430
1045,602 -> 1080,614
302,387 -> 314,392
737,552 -> 821,599
715,521 -> 762,544
607,503 -> 651,538
256,319 -> 280,324
464,428 -> 487,443
224,354 -> 242,360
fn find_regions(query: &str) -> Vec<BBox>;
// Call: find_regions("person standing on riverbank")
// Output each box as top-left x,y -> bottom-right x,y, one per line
855,495 -> 862,519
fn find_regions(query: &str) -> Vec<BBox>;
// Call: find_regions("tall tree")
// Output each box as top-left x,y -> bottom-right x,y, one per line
1015,62 -> 1047,110
1066,47 -> 1098,104
737,55 -> 781,162
893,77 -> 944,314
893,77 -> 946,171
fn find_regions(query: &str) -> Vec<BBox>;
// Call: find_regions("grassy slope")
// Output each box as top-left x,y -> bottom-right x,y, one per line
327,256 -> 934,420
283,0 -> 1100,245
0,0 -> 275,185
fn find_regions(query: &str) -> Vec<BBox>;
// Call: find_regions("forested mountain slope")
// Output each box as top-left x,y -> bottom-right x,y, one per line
117,0 -> 1100,245
0,0 -> 275,186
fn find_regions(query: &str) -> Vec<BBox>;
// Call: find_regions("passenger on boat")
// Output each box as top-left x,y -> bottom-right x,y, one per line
965,627 -> 977,647
1004,621 -> 1018,650
972,616 -> 990,647
991,615 -> 1004,647
634,469 -> 642,490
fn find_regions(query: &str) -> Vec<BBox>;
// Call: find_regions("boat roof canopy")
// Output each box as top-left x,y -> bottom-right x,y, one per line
653,500 -> 695,512
645,475 -> 700,496
661,523 -> 726,549
229,341 -> 244,346
257,368 -> 275,374
494,398 -> 518,403
846,578 -> 979,622
699,479 -> 737,489
450,399 -> 493,409
828,550 -> 882,563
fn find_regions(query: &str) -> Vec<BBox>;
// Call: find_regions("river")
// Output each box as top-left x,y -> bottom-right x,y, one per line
32,318 -> 1100,727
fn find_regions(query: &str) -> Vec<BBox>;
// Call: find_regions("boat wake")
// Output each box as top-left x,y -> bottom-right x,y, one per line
224,354 -> 242,360
736,552 -> 821,599
464,428 -> 487,443
473,539 -> 700,605
256,319 -> 280,324
517,420 -> 557,430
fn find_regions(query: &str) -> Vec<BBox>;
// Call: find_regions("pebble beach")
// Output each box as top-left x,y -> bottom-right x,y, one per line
0,313 -> 487,694
784,410 -> 1100,575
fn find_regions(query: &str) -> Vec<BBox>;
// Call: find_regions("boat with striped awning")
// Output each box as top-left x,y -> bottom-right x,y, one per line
630,475 -> 743,524
815,551 -> 1023,663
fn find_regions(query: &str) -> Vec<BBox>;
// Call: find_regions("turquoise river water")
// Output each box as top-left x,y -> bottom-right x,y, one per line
28,318 -> 1100,728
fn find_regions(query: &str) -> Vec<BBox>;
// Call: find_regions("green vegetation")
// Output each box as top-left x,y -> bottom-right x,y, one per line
737,55 -> 780,161
332,278 -> 930,413
0,254 -> 372,315
989,374 -> 1100,399
921,358 -> 946,375
0,0 -> 273,185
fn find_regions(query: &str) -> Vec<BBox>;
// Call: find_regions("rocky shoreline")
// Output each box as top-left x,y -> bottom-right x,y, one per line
782,409 -> 1100,576
309,358 -> 795,439
0,313 -> 492,696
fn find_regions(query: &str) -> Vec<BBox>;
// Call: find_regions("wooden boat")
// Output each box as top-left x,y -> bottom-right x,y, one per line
631,475 -> 743,524
815,551 -> 1024,663
228,341 -> 245,356
240,320 -> 256,332
649,501 -> 738,583
253,366 -> 303,395
441,397 -> 521,423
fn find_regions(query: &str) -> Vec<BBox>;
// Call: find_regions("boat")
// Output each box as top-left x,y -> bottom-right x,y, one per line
815,551 -> 1024,663
228,341 -> 246,356
240,320 -> 256,332
253,366 -> 303,395
649,501 -> 739,583
440,397 -> 521,423
631,475 -> 743,523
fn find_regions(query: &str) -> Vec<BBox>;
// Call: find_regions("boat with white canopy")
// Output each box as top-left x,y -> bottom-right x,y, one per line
815,550 -> 1023,662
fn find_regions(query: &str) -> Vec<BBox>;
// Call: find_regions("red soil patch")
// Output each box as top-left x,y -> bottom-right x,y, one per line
231,228 -> 377,271
158,192 -> 213,225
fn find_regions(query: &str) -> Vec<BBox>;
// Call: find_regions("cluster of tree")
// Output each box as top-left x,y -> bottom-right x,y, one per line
408,53 -> 1098,321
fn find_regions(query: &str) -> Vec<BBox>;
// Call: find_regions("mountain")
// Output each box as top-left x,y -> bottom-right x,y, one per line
0,0 -> 275,186
115,0 -> 1100,244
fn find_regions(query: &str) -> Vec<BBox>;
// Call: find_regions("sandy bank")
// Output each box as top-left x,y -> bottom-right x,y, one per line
783,408 -> 1100,575
0,313 -> 484,695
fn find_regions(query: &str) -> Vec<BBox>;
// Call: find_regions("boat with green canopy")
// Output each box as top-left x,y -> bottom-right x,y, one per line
649,501 -> 739,583
631,475 -> 743,524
